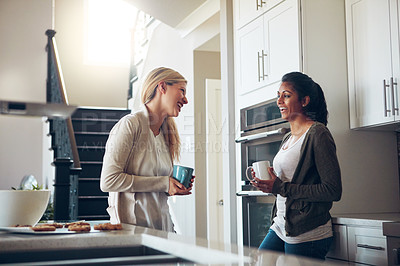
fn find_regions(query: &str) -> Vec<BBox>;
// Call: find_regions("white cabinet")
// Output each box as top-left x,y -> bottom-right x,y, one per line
327,224 -> 348,261
347,226 -> 388,265
327,215 -> 400,266
328,224 -> 388,265
234,0 -> 284,29
346,0 -> 400,128
235,0 -> 300,96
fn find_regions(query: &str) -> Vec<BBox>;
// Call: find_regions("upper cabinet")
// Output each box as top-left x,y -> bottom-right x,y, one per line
235,0 -> 300,97
234,0 -> 285,29
346,0 -> 400,128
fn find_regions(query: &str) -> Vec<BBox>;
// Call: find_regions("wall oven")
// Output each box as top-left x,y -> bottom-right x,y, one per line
236,98 -> 290,190
235,98 -> 290,247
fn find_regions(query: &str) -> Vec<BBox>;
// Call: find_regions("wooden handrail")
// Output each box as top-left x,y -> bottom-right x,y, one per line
46,30 -> 81,169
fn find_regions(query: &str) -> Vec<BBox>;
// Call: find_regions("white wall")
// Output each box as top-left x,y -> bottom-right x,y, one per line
0,0 -> 52,189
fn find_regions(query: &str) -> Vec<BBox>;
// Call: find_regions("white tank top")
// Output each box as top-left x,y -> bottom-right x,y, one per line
270,130 -> 332,244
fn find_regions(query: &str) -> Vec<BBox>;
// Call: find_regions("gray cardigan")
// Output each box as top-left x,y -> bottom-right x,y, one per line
271,122 -> 342,237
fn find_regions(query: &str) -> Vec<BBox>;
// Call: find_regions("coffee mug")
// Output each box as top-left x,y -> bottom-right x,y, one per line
173,165 -> 194,188
246,160 -> 271,181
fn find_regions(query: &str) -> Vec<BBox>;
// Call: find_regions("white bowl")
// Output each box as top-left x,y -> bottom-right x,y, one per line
0,190 -> 51,227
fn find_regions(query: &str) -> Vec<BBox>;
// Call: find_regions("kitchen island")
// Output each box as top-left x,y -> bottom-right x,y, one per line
0,222 -> 342,265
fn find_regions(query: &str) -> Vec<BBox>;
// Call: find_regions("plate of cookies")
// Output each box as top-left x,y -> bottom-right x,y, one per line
0,221 -> 123,234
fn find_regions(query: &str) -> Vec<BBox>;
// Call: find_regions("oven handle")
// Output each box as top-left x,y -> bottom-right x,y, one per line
235,128 -> 289,143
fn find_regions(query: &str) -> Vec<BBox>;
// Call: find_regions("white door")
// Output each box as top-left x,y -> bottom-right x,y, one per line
346,0 -> 394,127
205,79 -> 223,243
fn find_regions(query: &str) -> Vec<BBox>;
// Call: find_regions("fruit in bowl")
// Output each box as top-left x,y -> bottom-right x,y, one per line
0,190 -> 51,227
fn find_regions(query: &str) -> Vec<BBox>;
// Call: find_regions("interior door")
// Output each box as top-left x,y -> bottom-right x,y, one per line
205,79 -> 223,243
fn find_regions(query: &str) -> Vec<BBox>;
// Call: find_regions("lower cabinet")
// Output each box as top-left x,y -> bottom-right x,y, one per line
327,224 -> 348,261
327,223 -> 388,265
348,226 -> 388,266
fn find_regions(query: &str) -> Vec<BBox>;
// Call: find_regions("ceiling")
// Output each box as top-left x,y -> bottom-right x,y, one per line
123,0 -> 207,28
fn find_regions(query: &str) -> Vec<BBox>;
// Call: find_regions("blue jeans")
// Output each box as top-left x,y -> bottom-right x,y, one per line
259,229 -> 333,260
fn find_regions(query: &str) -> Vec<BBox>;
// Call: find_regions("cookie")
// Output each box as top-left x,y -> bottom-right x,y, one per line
42,223 -> 64,228
64,221 -> 90,228
68,225 -> 91,232
31,225 -> 56,232
94,223 -> 122,230
13,224 -> 32,227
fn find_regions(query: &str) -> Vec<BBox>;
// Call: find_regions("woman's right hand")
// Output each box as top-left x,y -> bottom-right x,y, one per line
250,167 -> 277,193
168,177 -> 192,196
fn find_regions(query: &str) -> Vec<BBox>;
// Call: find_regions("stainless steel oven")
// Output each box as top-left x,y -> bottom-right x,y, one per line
236,98 -> 290,188
235,98 -> 290,247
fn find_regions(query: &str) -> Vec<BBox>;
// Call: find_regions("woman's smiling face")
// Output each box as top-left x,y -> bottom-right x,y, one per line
276,82 -> 304,121
164,81 -> 188,117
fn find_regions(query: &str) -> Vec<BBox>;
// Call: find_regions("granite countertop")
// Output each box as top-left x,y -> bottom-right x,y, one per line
332,212 -> 400,227
0,222 -> 343,265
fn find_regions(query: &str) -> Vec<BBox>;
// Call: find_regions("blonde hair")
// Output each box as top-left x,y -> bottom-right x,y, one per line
141,67 -> 187,162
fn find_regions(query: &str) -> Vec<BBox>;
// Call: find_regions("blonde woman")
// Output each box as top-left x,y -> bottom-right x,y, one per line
101,67 -> 193,232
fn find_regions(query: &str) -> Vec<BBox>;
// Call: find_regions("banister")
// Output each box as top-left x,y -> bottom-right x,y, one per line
46,29 -> 81,169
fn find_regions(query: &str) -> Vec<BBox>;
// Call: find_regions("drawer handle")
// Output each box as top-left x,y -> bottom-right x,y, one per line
357,244 -> 385,251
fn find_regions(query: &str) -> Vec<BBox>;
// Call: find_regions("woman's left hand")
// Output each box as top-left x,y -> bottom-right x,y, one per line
250,167 -> 277,193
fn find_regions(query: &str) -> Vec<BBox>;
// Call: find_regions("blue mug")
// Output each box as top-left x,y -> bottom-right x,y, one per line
172,165 -> 194,188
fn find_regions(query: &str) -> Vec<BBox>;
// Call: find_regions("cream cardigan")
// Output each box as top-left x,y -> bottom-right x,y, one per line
100,106 -> 174,232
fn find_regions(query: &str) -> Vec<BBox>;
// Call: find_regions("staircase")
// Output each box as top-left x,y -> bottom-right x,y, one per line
71,107 -> 131,220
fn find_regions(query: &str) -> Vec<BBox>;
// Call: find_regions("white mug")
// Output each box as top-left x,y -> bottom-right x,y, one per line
246,160 -> 271,181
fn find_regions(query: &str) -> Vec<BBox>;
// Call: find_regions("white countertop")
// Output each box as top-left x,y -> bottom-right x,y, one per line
332,212 -> 400,227
0,222 -> 343,265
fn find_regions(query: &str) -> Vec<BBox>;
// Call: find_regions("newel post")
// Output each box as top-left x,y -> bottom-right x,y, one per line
53,157 -> 73,221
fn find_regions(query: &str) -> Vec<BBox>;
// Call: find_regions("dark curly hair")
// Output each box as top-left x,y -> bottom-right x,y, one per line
281,72 -> 329,126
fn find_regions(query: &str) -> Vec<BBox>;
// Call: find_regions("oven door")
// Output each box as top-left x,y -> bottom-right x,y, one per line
236,125 -> 289,186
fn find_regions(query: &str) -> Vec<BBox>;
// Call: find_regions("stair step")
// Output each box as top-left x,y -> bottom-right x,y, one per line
79,178 -> 106,196
75,133 -> 109,147
79,162 -> 102,178
72,107 -> 130,120
72,119 -> 119,133
78,197 -> 108,217
78,147 -> 105,162
78,215 -> 110,221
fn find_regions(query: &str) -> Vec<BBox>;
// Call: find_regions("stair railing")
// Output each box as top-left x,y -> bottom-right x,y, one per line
46,29 -> 80,221
46,29 -> 80,169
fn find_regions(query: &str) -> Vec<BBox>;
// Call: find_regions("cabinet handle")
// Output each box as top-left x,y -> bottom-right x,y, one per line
257,51 -> 262,82
256,0 -> 266,10
391,77 -> 399,115
357,244 -> 385,251
262,50 -> 268,79
384,79 -> 391,117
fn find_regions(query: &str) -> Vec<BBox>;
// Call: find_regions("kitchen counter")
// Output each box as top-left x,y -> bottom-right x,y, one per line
0,222 -> 343,265
332,212 -> 400,227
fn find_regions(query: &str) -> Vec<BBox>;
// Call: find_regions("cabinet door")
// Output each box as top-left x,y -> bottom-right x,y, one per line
263,0 -> 300,86
346,0 -> 394,128
235,0 -> 284,29
326,224 -> 349,261
347,226 -> 388,265
236,17 -> 266,95
390,0 -> 400,121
